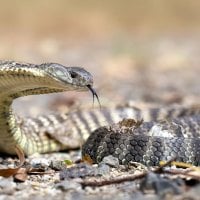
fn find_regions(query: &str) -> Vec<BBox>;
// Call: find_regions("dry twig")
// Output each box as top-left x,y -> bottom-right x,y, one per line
81,157 -> 177,187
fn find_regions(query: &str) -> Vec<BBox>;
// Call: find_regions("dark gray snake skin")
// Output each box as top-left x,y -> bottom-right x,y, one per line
82,114 -> 200,166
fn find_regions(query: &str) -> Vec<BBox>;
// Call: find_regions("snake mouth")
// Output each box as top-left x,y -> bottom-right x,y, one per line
87,85 -> 101,108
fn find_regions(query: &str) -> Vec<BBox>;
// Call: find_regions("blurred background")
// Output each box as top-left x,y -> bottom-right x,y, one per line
0,0 -> 199,115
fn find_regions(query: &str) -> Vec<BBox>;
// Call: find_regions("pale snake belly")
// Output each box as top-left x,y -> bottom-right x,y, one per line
0,61 -> 199,166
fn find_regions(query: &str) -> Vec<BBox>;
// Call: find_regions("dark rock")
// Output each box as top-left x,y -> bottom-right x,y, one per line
140,172 -> 184,198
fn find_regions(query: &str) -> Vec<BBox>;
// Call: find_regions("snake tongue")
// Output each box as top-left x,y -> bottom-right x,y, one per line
87,85 -> 101,108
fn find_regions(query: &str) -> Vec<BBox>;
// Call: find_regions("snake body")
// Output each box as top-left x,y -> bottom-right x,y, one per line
82,115 -> 200,166
0,61 -> 200,166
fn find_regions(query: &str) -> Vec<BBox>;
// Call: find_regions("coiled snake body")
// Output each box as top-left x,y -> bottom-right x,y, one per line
0,61 -> 200,166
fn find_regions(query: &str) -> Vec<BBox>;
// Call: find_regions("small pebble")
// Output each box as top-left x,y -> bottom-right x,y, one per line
0,177 -> 16,195
55,180 -> 82,192
60,163 -> 97,179
101,155 -> 120,168
30,158 -> 50,169
97,163 -> 110,176
0,157 -> 3,163
49,160 -> 66,171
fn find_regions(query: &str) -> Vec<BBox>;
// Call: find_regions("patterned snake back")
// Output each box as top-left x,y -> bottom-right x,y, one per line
82,114 -> 200,166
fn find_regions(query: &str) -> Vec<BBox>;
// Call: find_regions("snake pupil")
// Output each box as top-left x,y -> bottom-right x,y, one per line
70,71 -> 77,79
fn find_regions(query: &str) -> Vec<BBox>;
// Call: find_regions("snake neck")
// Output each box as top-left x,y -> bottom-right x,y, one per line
0,63 -> 64,154
0,96 -> 21,154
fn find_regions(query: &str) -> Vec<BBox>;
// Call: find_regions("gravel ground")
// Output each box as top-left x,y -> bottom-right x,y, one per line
0,153 -> 200,200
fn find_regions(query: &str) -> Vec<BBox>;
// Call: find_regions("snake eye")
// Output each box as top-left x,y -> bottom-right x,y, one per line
70,71 -> 78,79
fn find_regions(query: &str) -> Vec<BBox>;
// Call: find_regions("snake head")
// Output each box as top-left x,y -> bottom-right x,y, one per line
41,63 -> 94,91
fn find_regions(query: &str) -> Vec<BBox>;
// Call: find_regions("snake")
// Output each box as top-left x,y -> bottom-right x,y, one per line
0,60 -> 200,166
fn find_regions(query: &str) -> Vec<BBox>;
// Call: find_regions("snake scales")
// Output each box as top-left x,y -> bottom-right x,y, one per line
0,61 -> 199,166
